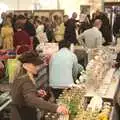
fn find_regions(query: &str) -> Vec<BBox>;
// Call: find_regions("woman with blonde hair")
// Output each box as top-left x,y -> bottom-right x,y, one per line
1,15 -> 14,49
54,17 -> 65,43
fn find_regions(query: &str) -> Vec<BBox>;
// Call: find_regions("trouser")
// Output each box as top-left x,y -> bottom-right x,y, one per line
51,88 -> 63,101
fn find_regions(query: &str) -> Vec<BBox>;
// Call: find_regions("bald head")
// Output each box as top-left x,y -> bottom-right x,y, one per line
72,12 -> 77,19
93,19 -> 102,29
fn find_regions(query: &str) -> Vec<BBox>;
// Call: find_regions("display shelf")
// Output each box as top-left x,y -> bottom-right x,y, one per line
85,68 -> 119,102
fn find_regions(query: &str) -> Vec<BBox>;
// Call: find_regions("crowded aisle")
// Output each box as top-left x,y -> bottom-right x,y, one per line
0,1 -> 120,120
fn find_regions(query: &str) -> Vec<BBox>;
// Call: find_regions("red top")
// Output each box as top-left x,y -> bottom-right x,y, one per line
13,30 -> 31,48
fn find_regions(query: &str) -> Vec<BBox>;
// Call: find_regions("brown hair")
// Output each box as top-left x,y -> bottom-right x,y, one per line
35,19 -> 42,25
3,16 -> 12,27
15,23 -> 24,30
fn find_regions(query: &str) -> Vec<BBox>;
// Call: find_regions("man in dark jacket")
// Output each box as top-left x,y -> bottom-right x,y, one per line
95,11 -> 112,45
24,17 -> 37,49
64,12 -> 78,44
113,13 -> 120,44
24,17 -> 36,38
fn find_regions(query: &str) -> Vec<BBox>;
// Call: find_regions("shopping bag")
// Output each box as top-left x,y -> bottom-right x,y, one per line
0,61 -> 5,79
6,59 -> 21,83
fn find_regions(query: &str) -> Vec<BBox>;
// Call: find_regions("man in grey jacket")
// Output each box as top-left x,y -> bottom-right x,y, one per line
78,19 -> 103,48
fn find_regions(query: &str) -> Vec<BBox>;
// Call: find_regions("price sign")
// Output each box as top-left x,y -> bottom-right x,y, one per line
42,43 -> 59,55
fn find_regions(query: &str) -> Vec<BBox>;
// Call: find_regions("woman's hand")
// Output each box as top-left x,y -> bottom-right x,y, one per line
57,105 -> 68,115
38,89 -> 47,97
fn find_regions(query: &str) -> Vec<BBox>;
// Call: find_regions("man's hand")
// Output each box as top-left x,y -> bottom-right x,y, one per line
57,105 -> 68,115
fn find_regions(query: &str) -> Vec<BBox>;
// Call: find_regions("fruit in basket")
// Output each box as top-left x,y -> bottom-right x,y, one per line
74,109 -> 99,120
56,87 -> 86,119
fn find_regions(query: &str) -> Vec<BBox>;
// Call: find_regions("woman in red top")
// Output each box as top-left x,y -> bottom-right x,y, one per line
13,24 -> 31,53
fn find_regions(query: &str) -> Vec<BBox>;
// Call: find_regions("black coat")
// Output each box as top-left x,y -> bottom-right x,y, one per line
113,15 -> 120,36
24,21 -> 36,37
95,13 -> 112,44
64,18 -> 78,44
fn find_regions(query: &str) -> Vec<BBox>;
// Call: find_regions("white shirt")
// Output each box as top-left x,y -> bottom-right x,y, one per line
36,25 -> 44,34
36,25 -> 48,43
49,48 -> 78,88
78,27 -> 103,49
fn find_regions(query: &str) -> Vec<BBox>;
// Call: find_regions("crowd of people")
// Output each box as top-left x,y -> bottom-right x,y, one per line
0,9 -> 120,120
0,12 -> 67,51
1,9 -> 119,52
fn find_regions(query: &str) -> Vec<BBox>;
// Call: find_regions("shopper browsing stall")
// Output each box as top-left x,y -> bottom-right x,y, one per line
78,19 -> 103,48
64,12 -> 78,45
13,24 -> 31,48
10,51 -> 68,120
49,40 -> 79,100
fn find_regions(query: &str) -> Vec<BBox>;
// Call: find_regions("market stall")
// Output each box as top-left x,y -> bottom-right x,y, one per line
44,46 -> 120,120
1,45 -> 120,120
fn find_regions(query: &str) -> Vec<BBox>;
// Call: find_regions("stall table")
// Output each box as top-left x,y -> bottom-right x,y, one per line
85,68 -> 120,120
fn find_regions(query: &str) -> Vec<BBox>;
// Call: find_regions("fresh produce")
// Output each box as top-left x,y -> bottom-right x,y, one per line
57,86 -> 86,120
97,103 -> 111,120
87,95 -> 103,112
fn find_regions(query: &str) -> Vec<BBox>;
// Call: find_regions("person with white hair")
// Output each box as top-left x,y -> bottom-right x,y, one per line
78,19 -> 104,48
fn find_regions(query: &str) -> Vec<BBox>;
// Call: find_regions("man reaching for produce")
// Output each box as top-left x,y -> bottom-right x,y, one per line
49,40 -> 79,100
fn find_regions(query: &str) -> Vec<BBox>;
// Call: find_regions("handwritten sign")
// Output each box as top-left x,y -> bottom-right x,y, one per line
37,43 -> 59,55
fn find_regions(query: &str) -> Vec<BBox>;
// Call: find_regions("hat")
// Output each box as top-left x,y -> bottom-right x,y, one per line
18,51 -> 44,65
